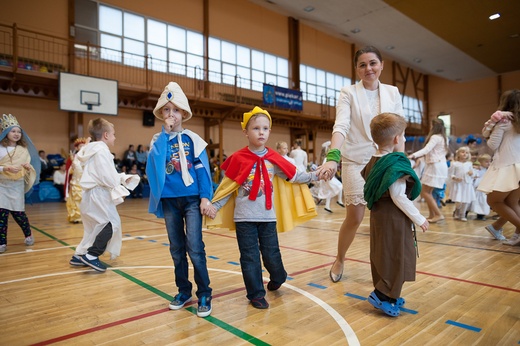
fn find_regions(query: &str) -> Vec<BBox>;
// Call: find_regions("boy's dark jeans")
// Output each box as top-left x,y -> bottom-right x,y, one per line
162,196 -> 212,299
235,221 -> 287,300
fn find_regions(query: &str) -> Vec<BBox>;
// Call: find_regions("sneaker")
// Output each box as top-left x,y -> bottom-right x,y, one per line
24,236 -> 34,246
250,297 -> 269,309
79,255 -> 107,272
69,255 -> 87,266
460,217 -> 468,222
503,233 -> 520,246
485,225 -> 506,240
169,293 -> 192,310
0,244 -> 6,253
197,296 -> 212,317
267,281 -> 281,291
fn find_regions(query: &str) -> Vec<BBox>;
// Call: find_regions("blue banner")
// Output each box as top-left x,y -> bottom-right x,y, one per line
263,84 -> 303,111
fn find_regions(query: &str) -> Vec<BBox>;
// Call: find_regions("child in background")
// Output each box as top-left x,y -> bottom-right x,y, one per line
471,154 -> 492,221
363,112 -> 428,317
449,146 -> 475,221
0,113 -> 40,253
70,118 -> 140,272
146,82 -> 214,317
276,141 -> 296,166
310,141 -> 344,212
65,138 -> 87,223
208,106 -> 318,309
53,162 -> 67,201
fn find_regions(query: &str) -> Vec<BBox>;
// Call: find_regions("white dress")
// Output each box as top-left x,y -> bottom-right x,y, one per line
449,161 -> 476,203
471,167 -> 490,215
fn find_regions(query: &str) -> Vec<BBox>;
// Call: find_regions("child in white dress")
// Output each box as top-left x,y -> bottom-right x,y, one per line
471,154 -> 491,221
449,146 -> 475,221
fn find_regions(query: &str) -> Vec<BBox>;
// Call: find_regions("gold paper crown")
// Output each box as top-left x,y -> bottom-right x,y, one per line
74,137 -> 88,147
1,114 -> 20,132
241,106 -> 272,130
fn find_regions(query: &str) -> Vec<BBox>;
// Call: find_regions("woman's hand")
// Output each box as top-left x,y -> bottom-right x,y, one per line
317,161 -> 338,181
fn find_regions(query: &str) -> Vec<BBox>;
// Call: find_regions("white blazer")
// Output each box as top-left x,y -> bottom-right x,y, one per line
333,80 -> 403,165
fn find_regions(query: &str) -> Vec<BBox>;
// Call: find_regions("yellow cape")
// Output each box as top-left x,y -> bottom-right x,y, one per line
206,175 -> 317,232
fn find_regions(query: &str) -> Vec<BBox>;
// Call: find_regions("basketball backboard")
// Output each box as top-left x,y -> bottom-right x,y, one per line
59,72 -> 118,115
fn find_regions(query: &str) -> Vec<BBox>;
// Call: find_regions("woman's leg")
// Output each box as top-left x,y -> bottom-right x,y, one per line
421,185 -> 443,221
331,204 -> 365,276
487,188 -> 520,229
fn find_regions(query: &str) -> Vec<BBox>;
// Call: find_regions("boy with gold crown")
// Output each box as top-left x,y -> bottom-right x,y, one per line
146,82 -> 214,318
207,106 -> 318,309
0,113 -> 40,253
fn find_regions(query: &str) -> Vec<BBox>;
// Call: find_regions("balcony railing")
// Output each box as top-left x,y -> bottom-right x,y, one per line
0,22 -> 336,121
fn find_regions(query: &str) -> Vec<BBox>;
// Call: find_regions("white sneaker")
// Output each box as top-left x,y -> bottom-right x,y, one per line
0,244 -> 6,253
24,236 -> 34,246
503,233 -> 520,246
486,225 -> 506,240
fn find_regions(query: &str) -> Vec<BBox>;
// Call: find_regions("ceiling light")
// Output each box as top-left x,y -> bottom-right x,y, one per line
509,33 -> 519,39
489,13 -> 500,20
385,45 -> 394,50
303,6 -> 314,12
436,69 -> 444,73
413,58 -> 422,63
350,28 -> 361,34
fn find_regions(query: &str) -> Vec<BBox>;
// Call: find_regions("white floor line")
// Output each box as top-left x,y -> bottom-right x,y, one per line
0,265 -> 360,345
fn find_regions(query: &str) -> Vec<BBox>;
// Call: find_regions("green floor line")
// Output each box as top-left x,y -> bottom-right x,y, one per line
32,226 -> 269,345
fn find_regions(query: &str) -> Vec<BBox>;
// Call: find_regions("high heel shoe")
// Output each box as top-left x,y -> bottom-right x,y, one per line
329,260 -> 343,283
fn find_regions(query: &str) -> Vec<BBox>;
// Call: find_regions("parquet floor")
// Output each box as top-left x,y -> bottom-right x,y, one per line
1,198 -> 519,345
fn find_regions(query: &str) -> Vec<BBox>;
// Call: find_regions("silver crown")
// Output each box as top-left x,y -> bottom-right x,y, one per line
1,114 -> 19,132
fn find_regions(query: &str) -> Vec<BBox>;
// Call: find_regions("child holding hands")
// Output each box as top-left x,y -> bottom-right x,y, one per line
207,106 -> 318,309
146,82 -> 214,317
362,112 -> 428,317
70,118 -> 140,272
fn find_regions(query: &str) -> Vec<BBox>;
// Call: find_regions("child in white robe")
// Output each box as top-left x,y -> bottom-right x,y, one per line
69,118 -> 139,272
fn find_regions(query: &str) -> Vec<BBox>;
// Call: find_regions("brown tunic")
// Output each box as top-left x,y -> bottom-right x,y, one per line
362,156 -> 417,299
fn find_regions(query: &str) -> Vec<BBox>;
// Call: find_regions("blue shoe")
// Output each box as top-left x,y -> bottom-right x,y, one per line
169,293 -> 192,310
197,296 -> 212,317
367,291 -> 400,317
69,255 -> 87,267
79,255 -> 107,272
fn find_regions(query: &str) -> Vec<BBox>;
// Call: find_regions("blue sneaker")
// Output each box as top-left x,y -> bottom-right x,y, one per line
169,293 -> 192,310
197,296 -> 212,317
79,255 -> 107,272
69,255 -> 87,267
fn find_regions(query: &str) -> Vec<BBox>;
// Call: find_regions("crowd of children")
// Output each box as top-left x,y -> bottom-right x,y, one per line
3,82 -> 519,322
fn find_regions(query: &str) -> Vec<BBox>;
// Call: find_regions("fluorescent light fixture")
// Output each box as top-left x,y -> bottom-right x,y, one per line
489,13 -> 500,20
303,6 -> 314,12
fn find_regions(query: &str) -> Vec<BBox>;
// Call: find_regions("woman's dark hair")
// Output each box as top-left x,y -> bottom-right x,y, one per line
354,46 -> 383,66
425,118 -> 448,152
498,89 -> 520,133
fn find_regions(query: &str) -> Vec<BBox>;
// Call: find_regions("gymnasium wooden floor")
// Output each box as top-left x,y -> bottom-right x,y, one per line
1,197 -> 519,345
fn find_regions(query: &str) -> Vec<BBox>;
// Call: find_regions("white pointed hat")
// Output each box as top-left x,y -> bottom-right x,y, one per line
153,82 -> 192,121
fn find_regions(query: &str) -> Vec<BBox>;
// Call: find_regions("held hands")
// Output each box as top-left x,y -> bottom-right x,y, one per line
200,198 -> 217,219
316,160 -> 338,181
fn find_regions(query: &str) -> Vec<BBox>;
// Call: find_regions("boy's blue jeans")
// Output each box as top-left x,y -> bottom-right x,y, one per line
162,196 -> 212,299
235,221 -> 287,300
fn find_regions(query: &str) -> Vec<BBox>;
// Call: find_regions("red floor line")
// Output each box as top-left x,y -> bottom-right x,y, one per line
30,286 -> 248,346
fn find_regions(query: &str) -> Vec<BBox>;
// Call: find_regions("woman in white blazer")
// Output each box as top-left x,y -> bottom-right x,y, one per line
319,46 -> 403,282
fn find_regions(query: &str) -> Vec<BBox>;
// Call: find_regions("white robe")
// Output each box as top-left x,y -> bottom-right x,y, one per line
74,141 -> 140,259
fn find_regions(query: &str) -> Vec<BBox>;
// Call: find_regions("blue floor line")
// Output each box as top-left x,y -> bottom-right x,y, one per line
307,282 -> 327,289
445,320 -> 481,332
